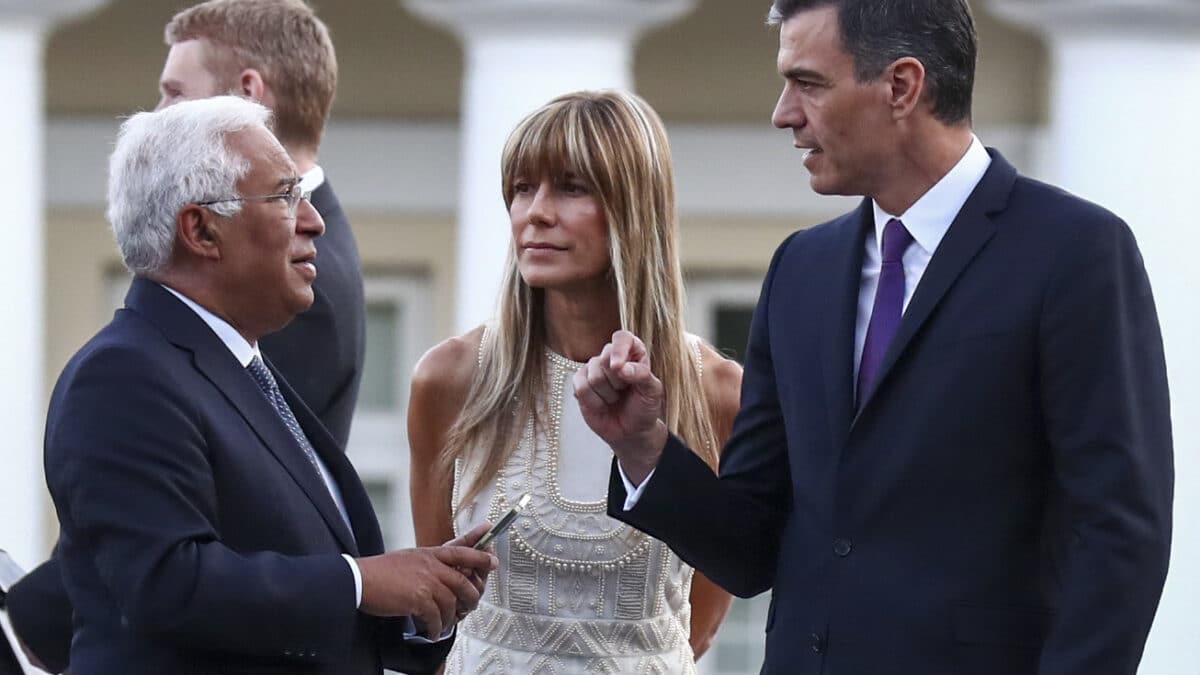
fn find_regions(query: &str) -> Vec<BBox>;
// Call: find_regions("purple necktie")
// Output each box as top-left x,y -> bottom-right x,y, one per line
857,218 -> 914,409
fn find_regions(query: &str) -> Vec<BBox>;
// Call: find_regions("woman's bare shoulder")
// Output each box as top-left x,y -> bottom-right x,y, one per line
698,342 -> 742,388
698,342 -> 744,420
411,324 -> 488,403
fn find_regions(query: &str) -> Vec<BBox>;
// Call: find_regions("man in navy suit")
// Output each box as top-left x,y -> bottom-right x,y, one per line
8,3 -> 368,668
574,1 -> 1173,673
40,96 -> 495,675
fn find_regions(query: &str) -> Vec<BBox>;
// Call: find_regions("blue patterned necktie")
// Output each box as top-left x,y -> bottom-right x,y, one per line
246,355 -> 328,487
857,218 -> 914,409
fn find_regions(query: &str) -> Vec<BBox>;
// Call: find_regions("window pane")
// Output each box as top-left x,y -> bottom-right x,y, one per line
714,304 -> 755,363
360,301 -> 400,410
716,641 -> 751,672
726,596 -> 751,622
712,593 -> 770,674
363,478 -> 395,547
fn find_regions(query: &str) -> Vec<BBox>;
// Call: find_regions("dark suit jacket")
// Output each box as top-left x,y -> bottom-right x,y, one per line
3,559 -> 70,673
43,279 -> 447,675
2,562 -> 33,675
0,638 -> 22,675
611,151 -> 1173,674
7,178 -> 367,672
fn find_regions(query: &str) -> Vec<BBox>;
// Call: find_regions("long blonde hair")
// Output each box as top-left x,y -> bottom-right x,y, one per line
444,89 -> 718,511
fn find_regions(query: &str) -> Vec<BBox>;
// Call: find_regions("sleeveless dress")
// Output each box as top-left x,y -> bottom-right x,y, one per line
445,344 -> 702,674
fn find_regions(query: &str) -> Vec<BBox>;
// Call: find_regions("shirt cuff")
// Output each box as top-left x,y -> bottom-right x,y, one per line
404,618 -> 456,643
618,462 -> 656,511
342,554 -> 362,608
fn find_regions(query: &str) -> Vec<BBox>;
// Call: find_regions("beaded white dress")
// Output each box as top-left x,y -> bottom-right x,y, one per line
445,347 -> 699,675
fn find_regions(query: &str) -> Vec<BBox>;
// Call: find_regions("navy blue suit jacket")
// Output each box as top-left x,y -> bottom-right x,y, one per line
610,151 -> 1173,674
44,279 -> 446,675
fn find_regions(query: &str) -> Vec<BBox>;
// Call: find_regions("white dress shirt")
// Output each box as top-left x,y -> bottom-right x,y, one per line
299,164 -> 326,193
620,135 -> 992,509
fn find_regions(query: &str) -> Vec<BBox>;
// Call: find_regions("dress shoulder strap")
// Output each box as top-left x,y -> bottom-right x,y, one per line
477,321 -> 494,368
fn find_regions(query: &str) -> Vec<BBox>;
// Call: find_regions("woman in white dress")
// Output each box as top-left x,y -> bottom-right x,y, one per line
409,89 -> 743,674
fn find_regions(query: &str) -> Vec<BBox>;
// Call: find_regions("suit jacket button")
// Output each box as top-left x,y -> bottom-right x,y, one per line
833,538 -> 852,557
810,632 -> 826,654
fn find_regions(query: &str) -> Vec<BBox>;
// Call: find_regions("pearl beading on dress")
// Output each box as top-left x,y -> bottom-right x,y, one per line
496,350 -> 654,575
446,338 -> 699,674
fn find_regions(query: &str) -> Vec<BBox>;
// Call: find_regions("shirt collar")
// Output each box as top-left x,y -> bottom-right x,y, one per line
299,164 -> 325,194
160,284 -> 260,367
871,134 -> 991,256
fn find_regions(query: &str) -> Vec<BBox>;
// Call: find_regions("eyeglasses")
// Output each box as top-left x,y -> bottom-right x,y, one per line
196,182 -> 312,218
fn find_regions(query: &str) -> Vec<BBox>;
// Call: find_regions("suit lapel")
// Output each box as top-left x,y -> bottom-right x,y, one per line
195,348 -> 361,555
821,201 -> 873,443
124,279 -> 360,554
852,150 -> 1018,420
275,369 -> 384,556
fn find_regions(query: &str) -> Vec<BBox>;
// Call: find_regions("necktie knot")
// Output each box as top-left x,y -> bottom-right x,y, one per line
881,218 -> 914,263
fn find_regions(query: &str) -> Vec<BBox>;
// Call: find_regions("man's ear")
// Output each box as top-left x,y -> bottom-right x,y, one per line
176,204 -> 223,261
886,57 -> 926,120
238,68 -> 268,102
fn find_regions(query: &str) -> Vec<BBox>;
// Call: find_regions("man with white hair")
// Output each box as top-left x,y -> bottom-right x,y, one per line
9,4 -> 369,667
41,96 -> 495,675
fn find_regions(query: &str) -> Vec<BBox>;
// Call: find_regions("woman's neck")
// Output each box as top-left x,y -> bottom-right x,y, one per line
542,285 -> 622,363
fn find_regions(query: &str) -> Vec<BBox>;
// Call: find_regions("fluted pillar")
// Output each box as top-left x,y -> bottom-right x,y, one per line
0,0 -> 108,569
403,0 -> 697,332
990,1 -> 1200,671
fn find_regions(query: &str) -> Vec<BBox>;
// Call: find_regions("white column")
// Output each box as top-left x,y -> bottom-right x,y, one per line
404,0 -> 697,332
0,0 -> 107,570
990,2 -> 1200,672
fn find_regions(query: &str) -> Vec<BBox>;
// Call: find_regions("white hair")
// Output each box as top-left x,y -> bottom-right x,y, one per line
106,96 -> 274,276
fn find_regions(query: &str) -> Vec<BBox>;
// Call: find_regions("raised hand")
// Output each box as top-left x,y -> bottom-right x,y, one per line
356,544 -> 497,639
572,330 -> 669,485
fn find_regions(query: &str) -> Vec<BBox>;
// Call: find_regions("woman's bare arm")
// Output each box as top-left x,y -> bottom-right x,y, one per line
408,327 -> 485,547
688,344 -> 743,659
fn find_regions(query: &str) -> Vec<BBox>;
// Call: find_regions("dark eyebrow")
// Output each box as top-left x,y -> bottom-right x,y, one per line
782,67 -> 827,83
